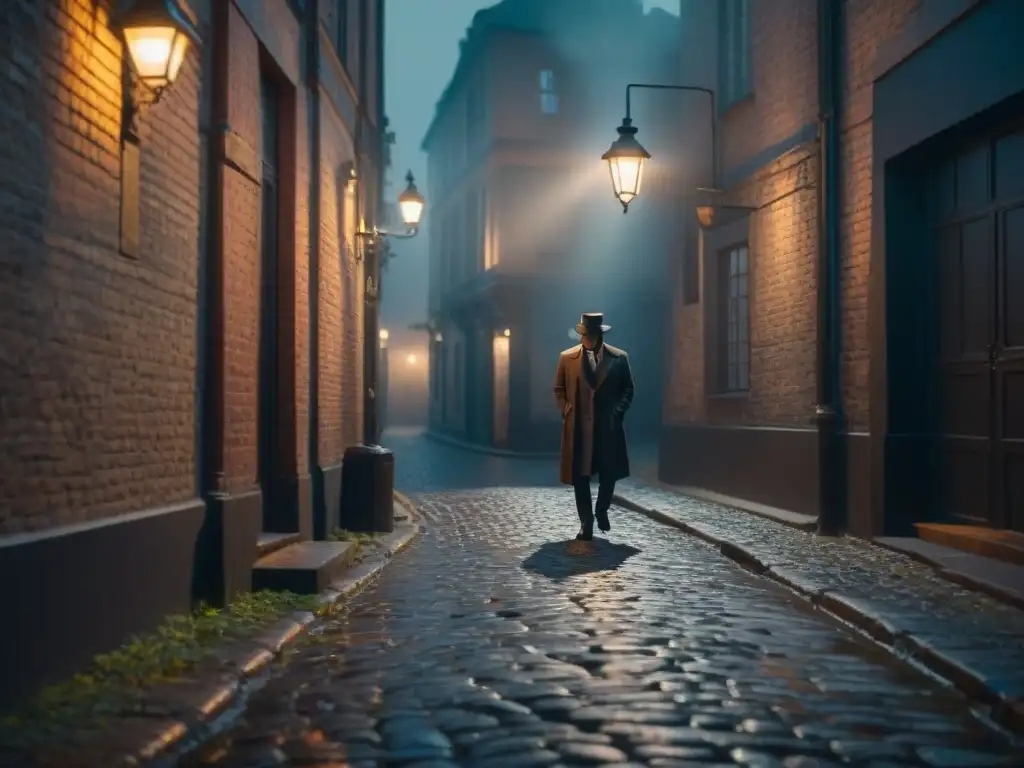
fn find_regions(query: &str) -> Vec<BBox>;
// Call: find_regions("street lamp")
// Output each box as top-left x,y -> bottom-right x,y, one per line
357,169 -> 426,245
115,0 -> 201,128
601,118 -> 651,214
397,171 -> 425,231
379,328 -> 389,348
602,83 -> 760,224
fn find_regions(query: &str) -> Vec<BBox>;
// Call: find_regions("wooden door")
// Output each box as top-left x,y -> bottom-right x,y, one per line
936,213 -> 995,525
935,122 -> 1024,531
994,124 -> 1024,532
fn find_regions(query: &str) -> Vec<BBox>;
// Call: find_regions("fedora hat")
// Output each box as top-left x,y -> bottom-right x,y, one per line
573,312 -> 612,336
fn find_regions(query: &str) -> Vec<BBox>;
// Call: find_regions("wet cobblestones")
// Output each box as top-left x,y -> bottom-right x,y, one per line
613,480 -> 1024,710
181,484 -> 1024,767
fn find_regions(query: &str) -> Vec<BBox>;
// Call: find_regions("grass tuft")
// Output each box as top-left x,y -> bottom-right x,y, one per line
0,590 -> 320,749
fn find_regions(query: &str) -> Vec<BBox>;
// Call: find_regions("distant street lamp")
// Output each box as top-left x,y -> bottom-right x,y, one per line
357,170 -> 426,246
397,172 -> 426,231
115,0 -> 201,124
379,328 -> 389,348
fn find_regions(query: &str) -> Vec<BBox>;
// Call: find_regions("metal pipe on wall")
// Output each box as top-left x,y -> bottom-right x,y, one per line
815,0 -> 846,536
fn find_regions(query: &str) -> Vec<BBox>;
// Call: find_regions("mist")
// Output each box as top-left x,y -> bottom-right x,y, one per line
382,0 -> 685,443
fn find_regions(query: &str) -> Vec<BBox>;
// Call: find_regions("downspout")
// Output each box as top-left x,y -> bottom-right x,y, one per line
355,1 -> 378,445
195,0 -> 229,602
815,0 -> 845,535
307,0 -> 323,538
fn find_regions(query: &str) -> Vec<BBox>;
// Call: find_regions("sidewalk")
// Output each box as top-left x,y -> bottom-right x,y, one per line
0,495 -> 423,767
611,478 -> 1024,735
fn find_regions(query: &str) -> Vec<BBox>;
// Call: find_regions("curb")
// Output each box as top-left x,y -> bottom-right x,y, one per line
642,483 -> 819,532
424,429 -> 558,460
104,495 -> 424,766
873,538 -> 1024,613
612,492 -> 1024,737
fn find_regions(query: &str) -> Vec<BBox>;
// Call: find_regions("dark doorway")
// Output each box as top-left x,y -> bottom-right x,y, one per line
932,120 -> 1024,532
259,72 -> 283,531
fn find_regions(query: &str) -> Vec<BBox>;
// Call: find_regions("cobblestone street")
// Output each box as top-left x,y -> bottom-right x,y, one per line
175,431 -> 1024,767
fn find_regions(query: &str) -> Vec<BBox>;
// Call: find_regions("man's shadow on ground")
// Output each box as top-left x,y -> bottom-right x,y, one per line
522,538 -> 641,582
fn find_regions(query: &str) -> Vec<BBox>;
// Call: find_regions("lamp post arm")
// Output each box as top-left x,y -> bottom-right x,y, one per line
357,227 -> 419,240
624,83 -> 717,187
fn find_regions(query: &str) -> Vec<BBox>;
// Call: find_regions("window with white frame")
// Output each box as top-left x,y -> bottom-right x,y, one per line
539,69 -> 558,115
719,0 -> 752,109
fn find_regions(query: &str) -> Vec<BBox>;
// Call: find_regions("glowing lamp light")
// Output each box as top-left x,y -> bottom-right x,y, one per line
398,170 -> 425,229
379,328 -> 389,347
503,328 -> 511,337
601,118 -> 651,214
406,353 -> 418,365
116,0 -> 201,96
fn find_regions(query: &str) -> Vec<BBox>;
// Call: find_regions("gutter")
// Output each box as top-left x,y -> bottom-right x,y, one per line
815,0 -> 846,536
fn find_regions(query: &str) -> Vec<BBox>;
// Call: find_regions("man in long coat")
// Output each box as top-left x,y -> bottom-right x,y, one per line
553,312 -> 635,540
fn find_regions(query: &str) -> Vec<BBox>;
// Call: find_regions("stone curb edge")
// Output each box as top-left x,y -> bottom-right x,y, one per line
612,492 -> 1024,737
118,493 -> 425,766
872,538 -> 1024,613
424,429 -> 559,460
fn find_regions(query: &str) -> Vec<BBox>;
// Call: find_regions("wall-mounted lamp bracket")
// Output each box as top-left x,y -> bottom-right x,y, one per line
693,187 -> 758,229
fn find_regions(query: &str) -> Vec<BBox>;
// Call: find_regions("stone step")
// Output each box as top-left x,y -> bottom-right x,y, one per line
256,531 -> 302,559
914,523 -> 1024,566
252,541 -> 357,594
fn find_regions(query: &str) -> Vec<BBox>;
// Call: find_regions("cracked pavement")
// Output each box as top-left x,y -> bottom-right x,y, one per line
179,431 -> 1024,767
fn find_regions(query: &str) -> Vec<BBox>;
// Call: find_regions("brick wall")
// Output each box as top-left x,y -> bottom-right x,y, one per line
668,0 -> 820,428
667,0 -> 926,436
728,149 -> 820,426
0,0 -> 203,533
221,3 -> 262,493
292,87 -> 310,477
317,108 -> 362,466
839,0 -> 922,431
720,0 -> 820,172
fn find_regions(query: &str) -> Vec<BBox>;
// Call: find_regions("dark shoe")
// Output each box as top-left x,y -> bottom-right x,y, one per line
595,509 -> 611,532
575,524 -> 594,541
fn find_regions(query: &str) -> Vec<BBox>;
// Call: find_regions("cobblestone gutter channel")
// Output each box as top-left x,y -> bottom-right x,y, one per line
611,480 -> 1024,736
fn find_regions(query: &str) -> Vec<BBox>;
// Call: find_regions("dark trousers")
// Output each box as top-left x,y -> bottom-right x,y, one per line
573,475 -> 615,528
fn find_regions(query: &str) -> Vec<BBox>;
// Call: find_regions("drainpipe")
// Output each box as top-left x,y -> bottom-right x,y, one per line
815,0 -> 845,536
307,0 -> 323,538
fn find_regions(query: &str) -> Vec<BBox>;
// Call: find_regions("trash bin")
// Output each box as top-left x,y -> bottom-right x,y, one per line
340,444 -> 395,533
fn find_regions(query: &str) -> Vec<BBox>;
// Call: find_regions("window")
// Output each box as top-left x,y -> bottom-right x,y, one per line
718,244 -> 750,392
539,69 -> 558,115
719,0 -> 751,109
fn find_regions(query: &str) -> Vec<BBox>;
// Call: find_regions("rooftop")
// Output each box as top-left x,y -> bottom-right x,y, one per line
421,0 -> 678,151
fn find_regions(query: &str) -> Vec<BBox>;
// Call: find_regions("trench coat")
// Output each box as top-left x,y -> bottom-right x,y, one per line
553,343 -> 635,485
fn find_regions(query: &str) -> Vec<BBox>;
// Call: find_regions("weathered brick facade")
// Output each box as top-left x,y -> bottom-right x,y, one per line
0,0 -> 203,534
838,0 -> 922,432
664,0 -> 1024,537
0,0 -> 386,707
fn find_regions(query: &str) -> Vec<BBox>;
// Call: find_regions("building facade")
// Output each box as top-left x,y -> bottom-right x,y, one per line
0,0 -> 386,706
422,0 -> 682,455
663,0 -> 1024,538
